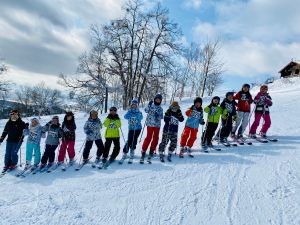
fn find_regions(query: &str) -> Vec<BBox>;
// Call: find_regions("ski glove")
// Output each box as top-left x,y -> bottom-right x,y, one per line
0,137 -> 4,143
41,132 -> 46,138
222,112 -> 229,120
232,115 -> 238,121
86,130 -> 93,135
25,123 -> 29,129
200,119 -> 205,125
148,100 -> 153,106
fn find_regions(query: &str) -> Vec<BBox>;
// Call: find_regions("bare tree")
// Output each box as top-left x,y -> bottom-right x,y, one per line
0,60 -> 10,99
103,0 -> 181,108
15,86 -> 32,115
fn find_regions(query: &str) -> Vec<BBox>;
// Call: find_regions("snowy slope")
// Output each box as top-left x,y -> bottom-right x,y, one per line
0,78 -> 299,225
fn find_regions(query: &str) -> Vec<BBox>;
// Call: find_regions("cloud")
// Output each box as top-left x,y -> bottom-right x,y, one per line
183,0 -> 202,9
0,0 -> 125,80
192,0 -> 300,78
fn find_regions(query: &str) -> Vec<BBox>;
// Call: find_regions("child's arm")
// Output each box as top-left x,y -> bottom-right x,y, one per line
103,118 -> 110,128
124,111 -> 131,120
186,108 -> 192,117
177,110 -> 184,122
0,122 -> 9,143
116,119 -> 121,129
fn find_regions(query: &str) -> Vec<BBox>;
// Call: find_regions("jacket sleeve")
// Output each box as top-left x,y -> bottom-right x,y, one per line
58,128 -> 63,138
178,111 -> 184,122
145,105 -> 150,113
0,121 -> 9,140
254,92 -> 262,103
234,92 -> 241,101
204,106 -> 210,114
137,112 -> 143,121
116,119 -> 121,128
158,108 -> 163,120
249,94 -> 253,104
186,108 -> 192,117
266,95 -> 273,106
124,111 -> 131,120
83,121 -> 89,134
42,123 -> 50,133
103,118 -> 110,128
23,128 -> 29,136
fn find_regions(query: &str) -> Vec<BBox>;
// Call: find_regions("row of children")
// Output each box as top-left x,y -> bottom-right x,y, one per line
0,84 -> 272,171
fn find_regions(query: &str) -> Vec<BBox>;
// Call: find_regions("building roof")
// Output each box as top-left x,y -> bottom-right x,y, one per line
279,60 -> 300,73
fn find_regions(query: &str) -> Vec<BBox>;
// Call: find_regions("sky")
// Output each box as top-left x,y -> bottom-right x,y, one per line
0,0 -> 299,92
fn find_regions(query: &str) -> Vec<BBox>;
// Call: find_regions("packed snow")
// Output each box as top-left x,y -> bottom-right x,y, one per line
0,78 -> 299,225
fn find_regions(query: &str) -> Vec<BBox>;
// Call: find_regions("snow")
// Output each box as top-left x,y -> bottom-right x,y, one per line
0,78 -> 300,225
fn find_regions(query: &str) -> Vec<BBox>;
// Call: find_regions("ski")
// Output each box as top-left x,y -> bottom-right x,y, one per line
91,158 -> 101,168
97,162 -> 104,169
47,163 -> 63,173
0,168 -> 9,178
61,161 -> 76,171
128,158 -> 133,164
256,134 -> 278,142
102,161 -> 112,169
15,166 -> 31,177
75,156 -> 93,171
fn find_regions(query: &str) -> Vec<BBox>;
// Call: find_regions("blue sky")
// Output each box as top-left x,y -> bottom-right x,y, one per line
0,0 -> 299,92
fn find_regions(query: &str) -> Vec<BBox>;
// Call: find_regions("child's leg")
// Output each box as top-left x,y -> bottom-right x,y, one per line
232,111 -> 243,135
103,138 -> 113,159
48,145 -> 58,164
95,139 -> 105,158
4,142 -> 13,167
67,141 -> 76,160
33,144 -> 41,165
131,130 -> 141,150
41,145 -> 50,165
187,128 -> 198,148
238,112 -> 250,135
11,142 -> 21,167
158,132 -> 169,154
168,132 -> 178,154
206,123 -> 218,144
26,143 -> 34,164
260,113 -> 271,134
110,138 -> 120,161
142,127 -> 155,153
150,127 -> 160,153
82,141 -> 93,160
123,130 -> 134,154
220,117 -> 232,139
250,113 -> 262,134
180,127 -> 191,147
58,141 -> 68,162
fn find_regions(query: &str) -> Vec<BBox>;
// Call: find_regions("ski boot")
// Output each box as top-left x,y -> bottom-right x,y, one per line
179,146 -> 185,158
167,153 -> 172,162
159,153 -> 165,163
147,152 -> 153,164
140,152 -> 146,164
186,147 -> 194,158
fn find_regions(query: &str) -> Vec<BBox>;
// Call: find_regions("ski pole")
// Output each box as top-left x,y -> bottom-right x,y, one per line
120,127 -> 126,143
78,139 -> 86,154
247,107 -> 255,136
139,120 -> 146,143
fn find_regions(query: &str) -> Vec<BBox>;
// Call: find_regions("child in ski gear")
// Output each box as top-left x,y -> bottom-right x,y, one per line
0,110 -> 26,170
82,110 -> 105,163
57,111 -> 76,165
141,94 -> 163,162
179,97 -> 205,157
40,116 -> 63,168
219,92 -> 238,143
122,99 -> 143,161
202,96 -> 223,147
103,107 -> 121,163
249,85 -> 272,138
232,84 -> 253,139
23,118 -> 43,169
158,101 -> 184,162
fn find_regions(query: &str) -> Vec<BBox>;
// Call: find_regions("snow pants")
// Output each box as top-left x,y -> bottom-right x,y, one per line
250,112 -> 271,134
202,122 -> 218,145
159,131 -> 178,154
58,141 -> 75,162
123,129 -> 141,153
142,127 -> 160,153
104,137 -> 120,161
232,111 -> 250,136
26,143 -> 41,165
4,141 -> 22,167
180,127 -> 198,148
220,116 -> 233,139
41,144 -> 58,165
83,139 -> 105,160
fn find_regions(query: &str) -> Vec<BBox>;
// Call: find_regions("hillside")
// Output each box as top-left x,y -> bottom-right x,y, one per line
0,78 -> 299,225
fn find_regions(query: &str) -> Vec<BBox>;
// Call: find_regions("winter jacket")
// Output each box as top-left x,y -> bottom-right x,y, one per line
124,108 -> 143,130
23,125 -> 43,145
103,114 -> 121,138
204,105 -> 223,124
42,122 -> 63,146
84,118 -> 103,141
0,118 -> 26,143
62,121 -> 76,141
220,99 -> 237,118
253,92 -> 272,114
234,91 -> 253,112
145,103 -> 163,128
163,109 -> 184,133
185,105 -> 204,129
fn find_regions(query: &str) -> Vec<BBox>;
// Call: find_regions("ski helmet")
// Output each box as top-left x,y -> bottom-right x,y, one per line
212,96 -> 220,104
154,94 -> 163,101
131,99 -> 138,106
260,84 -> 268,91
110,106 -> 117,112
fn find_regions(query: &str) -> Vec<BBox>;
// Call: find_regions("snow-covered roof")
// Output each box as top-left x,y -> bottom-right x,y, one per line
279,60 -> 300,73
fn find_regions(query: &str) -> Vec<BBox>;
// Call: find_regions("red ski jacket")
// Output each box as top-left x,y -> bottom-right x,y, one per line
234,91 -> 253,112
